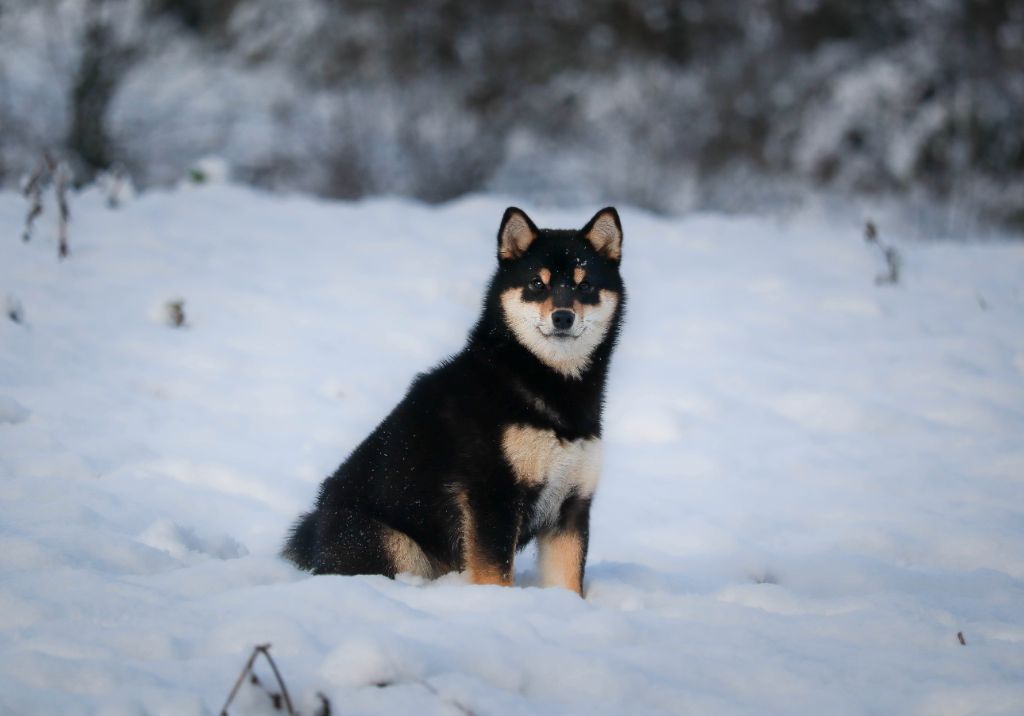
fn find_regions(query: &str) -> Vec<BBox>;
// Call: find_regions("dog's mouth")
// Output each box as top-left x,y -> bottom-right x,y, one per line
537,325 -> 586,340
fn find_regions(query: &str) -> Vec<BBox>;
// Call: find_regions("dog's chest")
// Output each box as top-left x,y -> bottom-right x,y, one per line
501,425 -> 601,529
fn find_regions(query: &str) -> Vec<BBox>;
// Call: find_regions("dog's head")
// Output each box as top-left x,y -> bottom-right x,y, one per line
489,207 -> 625,379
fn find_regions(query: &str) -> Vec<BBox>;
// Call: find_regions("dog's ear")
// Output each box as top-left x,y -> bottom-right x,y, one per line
582,207 -> 623,262
497,207 -> 539,261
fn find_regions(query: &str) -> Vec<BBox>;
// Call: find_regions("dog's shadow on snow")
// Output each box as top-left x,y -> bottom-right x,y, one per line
515,559 -> 709,599
582,559 -> 776,601
585,561 -> 695,593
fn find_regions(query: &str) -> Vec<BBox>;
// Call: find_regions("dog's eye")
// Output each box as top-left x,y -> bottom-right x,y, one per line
577,280 -> 593,293
529,277 -> 546,291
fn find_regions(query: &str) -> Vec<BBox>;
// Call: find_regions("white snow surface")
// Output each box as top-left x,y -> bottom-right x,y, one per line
1,184 -> 1023,715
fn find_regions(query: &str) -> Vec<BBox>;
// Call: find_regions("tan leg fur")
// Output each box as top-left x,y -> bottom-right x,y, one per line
537,531 -> 584,595
455,489 -> 515,586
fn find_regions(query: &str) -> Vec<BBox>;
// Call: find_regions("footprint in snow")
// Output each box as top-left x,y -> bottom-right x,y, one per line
0,395 -> 30,425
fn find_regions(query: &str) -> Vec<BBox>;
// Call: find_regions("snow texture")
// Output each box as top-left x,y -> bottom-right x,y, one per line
1,183 -> 1023,714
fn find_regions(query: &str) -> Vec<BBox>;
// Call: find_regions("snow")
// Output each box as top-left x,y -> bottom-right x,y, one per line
1,183 -> 1023,714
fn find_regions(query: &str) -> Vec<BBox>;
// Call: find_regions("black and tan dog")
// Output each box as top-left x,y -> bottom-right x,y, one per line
283,207 -> 625,595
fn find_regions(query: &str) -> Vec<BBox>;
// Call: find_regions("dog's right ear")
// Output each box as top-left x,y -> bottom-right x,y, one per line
497,207 -> 539,261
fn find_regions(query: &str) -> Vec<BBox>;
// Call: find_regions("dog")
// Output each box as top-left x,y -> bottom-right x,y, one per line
282,207 -> 625,595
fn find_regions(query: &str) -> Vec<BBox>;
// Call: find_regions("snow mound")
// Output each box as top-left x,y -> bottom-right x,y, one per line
0,395 -> 30,424
137,519 -> 248,563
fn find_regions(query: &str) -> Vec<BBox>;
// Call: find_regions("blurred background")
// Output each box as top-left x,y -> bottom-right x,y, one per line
1,0 -> 1022,232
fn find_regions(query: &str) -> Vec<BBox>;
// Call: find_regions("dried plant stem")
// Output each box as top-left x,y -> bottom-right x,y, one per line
20,153 -> 72,259
21,158 -> 48,243
220,647 -> 261,714
56,161 -> 71,259
864,220 -> 901,285
220,644 -> 295,716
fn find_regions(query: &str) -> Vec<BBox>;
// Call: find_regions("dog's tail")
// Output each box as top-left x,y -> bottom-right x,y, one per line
281,511 -> 318,571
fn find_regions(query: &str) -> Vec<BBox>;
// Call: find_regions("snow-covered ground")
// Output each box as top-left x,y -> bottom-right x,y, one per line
1,182 -> 1023,715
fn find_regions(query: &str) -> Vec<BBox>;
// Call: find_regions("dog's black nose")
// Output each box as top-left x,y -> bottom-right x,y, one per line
551,310 -> 575,332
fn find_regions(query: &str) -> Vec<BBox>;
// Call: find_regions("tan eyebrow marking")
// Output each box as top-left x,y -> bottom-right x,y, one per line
539,268 -> 552,285
573,267 -> 586,284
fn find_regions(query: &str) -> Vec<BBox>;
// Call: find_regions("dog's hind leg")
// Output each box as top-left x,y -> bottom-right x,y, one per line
382,526 -> 438,578
314,508 -> 436,579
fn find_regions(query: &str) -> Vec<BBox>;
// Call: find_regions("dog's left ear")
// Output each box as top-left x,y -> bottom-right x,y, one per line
498,207 -> 539,261
582,207 -> 623,262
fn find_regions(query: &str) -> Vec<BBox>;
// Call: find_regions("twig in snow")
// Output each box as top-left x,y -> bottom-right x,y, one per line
418,678 -> 478,716
20,153 -> 73,259
164,299 -> 186,328
5,295 -> 24,324
957,631 -> 966,646
220,643 -> 298,716
313,692 -> 331,716
864,220 -> 901,285
21,157 -> 48,243
376,678 -> 477,716
221,646 -> 265,715
55,160 -> 71,259
250,672 -> 288,712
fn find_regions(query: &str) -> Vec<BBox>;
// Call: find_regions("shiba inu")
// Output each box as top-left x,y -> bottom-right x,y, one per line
283,207 -> 625,595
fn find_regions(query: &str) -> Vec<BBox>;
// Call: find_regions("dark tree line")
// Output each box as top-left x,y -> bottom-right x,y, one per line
1,0 -> 1022,228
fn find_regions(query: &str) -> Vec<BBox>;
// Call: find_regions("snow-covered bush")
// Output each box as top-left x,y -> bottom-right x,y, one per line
1,0 -> 1021,228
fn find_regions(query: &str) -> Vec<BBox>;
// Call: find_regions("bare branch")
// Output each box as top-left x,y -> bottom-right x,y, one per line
220,646 -> 261,715
864,220 -> 878,243
256,644 -> 295,715
864,220 -> 901,285
20,153 -> 72,260
21,159 -> 47,243
220,643 -> 307,716
55,161 -> 71,259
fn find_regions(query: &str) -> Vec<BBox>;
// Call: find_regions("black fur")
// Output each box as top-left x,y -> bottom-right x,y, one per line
283,207 -> 625,590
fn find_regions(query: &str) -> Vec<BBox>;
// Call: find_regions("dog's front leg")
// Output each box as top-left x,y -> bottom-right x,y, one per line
455,487 -> 521,587
537,496 -> 590,596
